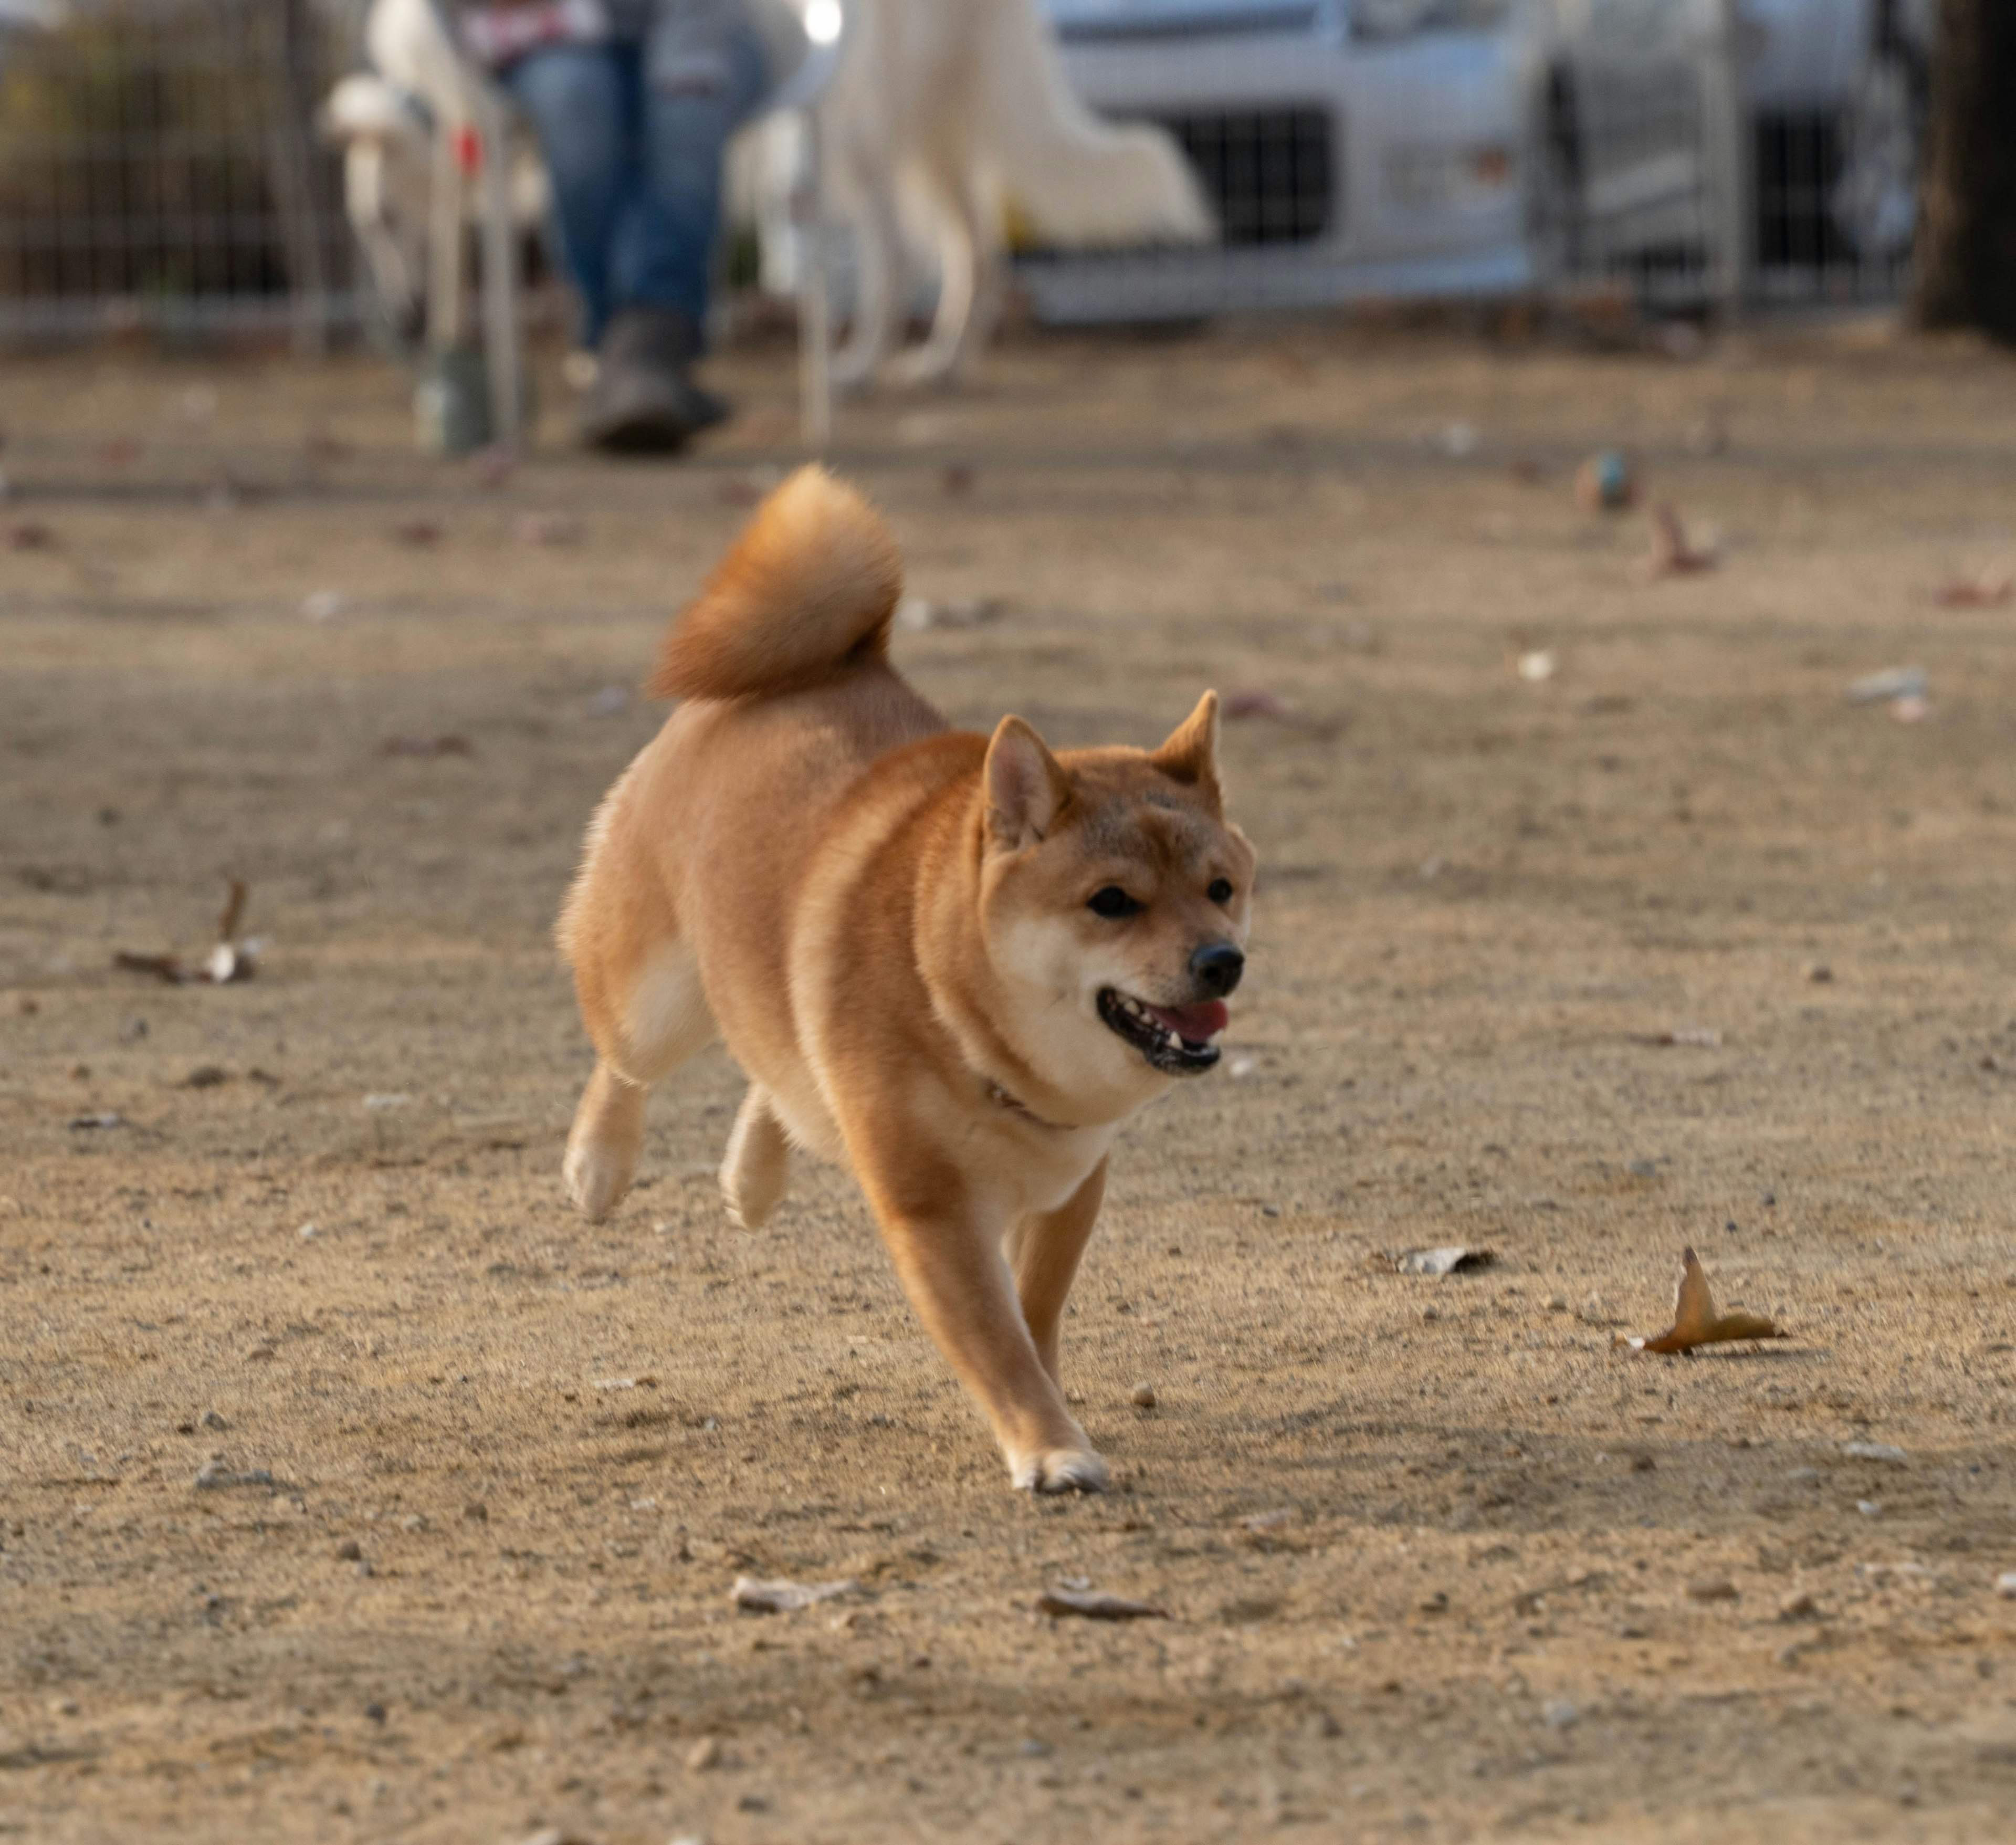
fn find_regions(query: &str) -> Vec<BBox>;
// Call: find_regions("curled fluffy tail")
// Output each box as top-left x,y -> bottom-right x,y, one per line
648,467 -> 903,703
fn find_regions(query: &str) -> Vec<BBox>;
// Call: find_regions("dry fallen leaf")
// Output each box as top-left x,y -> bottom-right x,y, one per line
897,594 -> 1007,633
731,1575 -> 857,1613
1615,1246 -> 1788,1354
471,444 -> 517,489
1238,1508 -> 1301,1551
1391,1246 -> 1496,1277
5,518 -> 57,551
513,511 -> 583,547
1933,564 -> 2011,608
1685,1577 -> 1739,1601
1640,503 -> 1717,579
114,879 -> 258,986
1035,1587 -> 1169,1621
216,878 -> 247,944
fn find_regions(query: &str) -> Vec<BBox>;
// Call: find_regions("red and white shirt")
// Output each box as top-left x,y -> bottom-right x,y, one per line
458,0 -> 614,67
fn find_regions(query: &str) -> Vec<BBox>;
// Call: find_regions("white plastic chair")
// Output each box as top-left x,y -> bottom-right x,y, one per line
422,0 -> 848,450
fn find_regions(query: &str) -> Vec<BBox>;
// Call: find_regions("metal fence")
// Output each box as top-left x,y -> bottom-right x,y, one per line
0,0 -> 1927,350
0,0 -> 365,343
1748,86 -> 1923,305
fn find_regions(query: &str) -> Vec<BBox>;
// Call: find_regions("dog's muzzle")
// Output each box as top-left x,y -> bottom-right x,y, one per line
1189,941 -> 1244,998
1097,988 -> 1227,1075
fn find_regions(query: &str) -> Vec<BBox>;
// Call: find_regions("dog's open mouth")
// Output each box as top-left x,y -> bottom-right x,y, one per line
1097,989 -> 1227,1075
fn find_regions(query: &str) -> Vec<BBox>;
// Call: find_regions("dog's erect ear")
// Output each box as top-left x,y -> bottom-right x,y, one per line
1150,690 -> 1222,809
984,715 -> 1071,849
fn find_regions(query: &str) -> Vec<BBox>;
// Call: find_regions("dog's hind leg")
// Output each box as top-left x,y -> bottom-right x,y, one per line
720,1085 -> 790,1228
564,1060 -> 649,1222
559,758 -> 717,1221
563,934 -> 713,1220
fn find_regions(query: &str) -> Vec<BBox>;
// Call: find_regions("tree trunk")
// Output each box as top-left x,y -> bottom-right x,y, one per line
1913,0 -> 2016,341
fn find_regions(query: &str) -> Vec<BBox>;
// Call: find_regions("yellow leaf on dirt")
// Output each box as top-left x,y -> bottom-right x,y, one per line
1614,1246 -> 1789,1354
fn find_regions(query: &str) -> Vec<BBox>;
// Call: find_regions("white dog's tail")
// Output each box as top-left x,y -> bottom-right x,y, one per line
365,0 -> 469,104
972,1 -> 1216,247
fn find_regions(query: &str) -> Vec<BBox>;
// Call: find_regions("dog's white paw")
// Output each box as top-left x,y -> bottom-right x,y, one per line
563,1141 -> 634,1222
1011,1445 -> 1110,1495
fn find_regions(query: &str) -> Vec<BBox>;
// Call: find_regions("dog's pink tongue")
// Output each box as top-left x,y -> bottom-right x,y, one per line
1145,999 -> 1228,1042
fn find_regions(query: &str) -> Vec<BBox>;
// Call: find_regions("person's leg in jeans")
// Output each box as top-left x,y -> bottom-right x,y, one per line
500,41 -> 640,351
566,8 -> 769,452
503,7 -> 768,454
614,18 -> 770,328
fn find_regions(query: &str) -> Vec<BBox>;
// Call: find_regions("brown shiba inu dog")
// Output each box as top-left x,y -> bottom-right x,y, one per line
558,467 -> 1254,1492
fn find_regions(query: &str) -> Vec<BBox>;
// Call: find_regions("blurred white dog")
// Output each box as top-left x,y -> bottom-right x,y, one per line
322,0 -> 547,341
821,0 -> 1214,387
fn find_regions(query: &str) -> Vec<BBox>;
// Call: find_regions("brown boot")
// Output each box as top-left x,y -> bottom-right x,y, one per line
578,309 -> 729,454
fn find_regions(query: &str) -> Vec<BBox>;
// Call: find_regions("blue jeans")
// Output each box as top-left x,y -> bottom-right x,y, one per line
502,21 -> 767,346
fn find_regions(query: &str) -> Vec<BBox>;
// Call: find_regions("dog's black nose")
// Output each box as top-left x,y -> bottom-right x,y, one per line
1190,941 -> 1245,998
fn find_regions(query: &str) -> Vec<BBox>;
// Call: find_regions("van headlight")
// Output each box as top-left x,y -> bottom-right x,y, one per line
1353,0 -> 1509,39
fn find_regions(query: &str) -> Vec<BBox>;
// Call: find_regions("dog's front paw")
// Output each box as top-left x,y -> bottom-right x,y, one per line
563,1141 -> 634,1222
1011,1445 -> 1110,1495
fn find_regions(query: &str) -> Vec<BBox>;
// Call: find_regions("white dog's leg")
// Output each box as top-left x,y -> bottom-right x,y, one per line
884,165 -> 974,389
347,142 -> 430,336
830,145 -> 906,392
887,161 -> 1006,389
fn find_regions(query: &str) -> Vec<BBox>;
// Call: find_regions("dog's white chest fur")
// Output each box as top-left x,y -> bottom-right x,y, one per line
998,1118 -> 1118,1221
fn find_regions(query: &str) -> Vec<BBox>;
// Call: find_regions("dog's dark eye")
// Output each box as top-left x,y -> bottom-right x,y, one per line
1087,886 -> 1142,919
1208,877 -> 1234,905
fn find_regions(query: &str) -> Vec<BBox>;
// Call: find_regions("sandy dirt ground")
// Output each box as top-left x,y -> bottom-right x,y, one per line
6,315 -> 2016,1844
